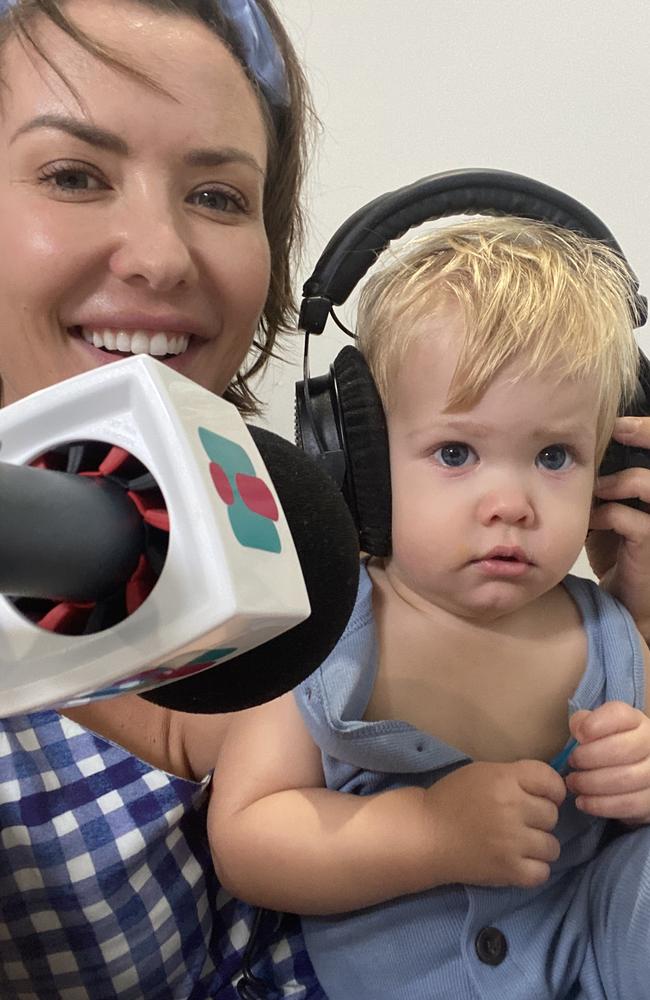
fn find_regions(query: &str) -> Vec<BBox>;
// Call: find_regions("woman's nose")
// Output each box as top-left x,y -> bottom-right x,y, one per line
476,482 -> 535,527
108,204 -> 199,292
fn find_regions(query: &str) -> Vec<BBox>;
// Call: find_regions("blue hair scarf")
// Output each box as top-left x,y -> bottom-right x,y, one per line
220,0 -> 289,108
0,0 -> 290,109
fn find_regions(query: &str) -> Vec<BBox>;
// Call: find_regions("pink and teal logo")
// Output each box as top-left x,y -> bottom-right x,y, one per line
71,645 -> 239,703
198,426 -> 281,553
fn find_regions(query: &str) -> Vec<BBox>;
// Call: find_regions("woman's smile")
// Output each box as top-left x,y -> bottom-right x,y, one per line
79,328 -> 191,357
0,0 -> 270,405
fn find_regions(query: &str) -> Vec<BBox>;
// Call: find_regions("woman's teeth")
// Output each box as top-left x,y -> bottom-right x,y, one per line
81,329 -> 190,356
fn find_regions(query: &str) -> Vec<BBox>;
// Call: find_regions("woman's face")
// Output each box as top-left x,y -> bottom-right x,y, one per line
0,0 -> 271,405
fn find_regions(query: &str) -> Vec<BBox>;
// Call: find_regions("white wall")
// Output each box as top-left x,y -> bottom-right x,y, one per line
255,0 -> 650,576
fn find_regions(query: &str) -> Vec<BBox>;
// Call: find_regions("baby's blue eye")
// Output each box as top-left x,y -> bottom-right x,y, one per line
434,443 -> 476,468
537,445 -> 573,471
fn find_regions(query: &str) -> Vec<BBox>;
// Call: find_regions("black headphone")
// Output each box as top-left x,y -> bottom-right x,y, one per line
295,168 -> 650,555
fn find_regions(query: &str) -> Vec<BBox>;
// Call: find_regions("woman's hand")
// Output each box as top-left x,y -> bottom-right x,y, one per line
588,416 -> 650,641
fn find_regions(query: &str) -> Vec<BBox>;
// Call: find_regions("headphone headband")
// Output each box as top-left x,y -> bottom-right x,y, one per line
296,167 -> 650,555
299,168 -> 647,335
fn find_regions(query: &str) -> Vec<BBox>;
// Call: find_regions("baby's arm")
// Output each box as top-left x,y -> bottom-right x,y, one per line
209,691 -> 440,913
565,638 -> 650,824
209,692 -> 565,915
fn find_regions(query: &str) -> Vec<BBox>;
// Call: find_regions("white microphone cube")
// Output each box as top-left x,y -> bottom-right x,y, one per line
0,356 -> 309,714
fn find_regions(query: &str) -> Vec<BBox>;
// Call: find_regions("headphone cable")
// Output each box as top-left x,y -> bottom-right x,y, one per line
236,907 -> 276,1000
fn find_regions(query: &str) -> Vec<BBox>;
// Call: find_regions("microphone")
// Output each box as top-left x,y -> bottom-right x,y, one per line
141,425 -> 360,713
0,460 -> 146,602
0,357 -> 359,715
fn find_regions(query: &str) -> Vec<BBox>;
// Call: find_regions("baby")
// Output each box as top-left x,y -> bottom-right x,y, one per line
210,217 -> 650,1000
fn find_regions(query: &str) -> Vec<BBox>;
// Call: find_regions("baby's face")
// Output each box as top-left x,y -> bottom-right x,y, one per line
384,306 -> 599,623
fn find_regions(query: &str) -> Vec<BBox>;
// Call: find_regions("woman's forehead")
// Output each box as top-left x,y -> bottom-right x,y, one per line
0,0 -> 268,162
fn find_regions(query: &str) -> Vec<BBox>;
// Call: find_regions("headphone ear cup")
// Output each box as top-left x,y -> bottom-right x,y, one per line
331,346 -> 391,556
598,349 -> 650,511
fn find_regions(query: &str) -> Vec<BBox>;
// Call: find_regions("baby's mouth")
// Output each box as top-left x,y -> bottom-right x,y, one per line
475,546 -> 532,565
71,326 -> 191,358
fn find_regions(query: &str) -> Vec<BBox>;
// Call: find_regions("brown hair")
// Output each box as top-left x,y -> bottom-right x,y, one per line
0,0 -> 315,413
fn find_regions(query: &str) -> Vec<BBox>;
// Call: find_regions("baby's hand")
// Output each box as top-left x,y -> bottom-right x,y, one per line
566,702 -> 650,824
424,760 -> 566,889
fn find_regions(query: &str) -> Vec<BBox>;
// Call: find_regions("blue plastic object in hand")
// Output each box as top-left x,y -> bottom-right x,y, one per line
550,737 -> 578,773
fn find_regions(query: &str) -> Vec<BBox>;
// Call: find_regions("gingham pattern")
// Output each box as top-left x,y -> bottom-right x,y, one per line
0,711 -> 322,999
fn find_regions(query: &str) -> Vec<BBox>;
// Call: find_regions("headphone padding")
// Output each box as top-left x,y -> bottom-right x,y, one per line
300,169 -> 647,333
332,346 -> 391,556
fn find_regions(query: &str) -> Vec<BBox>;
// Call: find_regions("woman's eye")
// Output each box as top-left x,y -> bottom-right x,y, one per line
188,187 -> 247,214
39,164 -> 106,193
433,442 -> 477,468
536,444 -> 574,471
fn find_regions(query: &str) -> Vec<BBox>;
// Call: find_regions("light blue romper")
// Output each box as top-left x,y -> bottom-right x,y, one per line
294,566 -> 650,1000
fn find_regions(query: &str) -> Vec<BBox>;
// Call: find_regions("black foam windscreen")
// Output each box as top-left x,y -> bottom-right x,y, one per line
140,425 -> 360,713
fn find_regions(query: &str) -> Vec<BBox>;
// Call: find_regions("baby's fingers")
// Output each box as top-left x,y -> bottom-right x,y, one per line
516,760 -> 566,807
566,758 -> 650,798
569,702 -> 641,744
571,787 -> 650,823
568,726 -> 650,770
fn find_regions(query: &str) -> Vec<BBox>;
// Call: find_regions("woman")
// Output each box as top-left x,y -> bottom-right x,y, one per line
0,1 -> 321,996
0,1 -> 649,998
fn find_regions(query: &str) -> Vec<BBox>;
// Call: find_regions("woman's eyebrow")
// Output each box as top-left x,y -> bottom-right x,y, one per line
10,114 -> 129,154
184,148 -> 265,176
10,113 -> 266,175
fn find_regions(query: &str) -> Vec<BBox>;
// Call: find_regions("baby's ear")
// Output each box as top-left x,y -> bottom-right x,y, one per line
569,709 -> 592,743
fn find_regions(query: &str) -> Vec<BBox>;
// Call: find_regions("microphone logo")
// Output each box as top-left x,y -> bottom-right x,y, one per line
198,426 -> 281,553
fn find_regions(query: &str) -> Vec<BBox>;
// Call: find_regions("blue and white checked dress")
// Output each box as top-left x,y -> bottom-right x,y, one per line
0,710 -> 321,999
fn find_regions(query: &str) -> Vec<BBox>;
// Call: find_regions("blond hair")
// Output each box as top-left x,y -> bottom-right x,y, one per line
0,0 -> 316,414
357,217 -> 640,463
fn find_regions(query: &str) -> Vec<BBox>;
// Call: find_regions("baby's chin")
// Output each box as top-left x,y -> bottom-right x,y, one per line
420,578 -> 550,626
